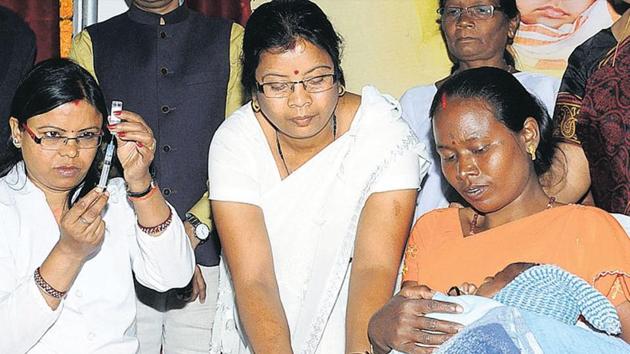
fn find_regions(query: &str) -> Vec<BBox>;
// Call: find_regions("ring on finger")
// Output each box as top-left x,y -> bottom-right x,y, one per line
428,319 -> 438,330
145,139 -> 155,151
79,217 -> 90,224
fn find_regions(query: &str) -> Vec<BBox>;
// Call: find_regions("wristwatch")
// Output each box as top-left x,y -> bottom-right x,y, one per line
185,212 -> 211,244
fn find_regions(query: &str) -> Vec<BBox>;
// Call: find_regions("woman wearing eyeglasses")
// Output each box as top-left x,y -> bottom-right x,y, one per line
401,0 -> 560,219
207,1 -> 428,353
0,59 -> 195,353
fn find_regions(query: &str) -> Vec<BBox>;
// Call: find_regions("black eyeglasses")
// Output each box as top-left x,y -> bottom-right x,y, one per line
256,73 -> 337,98
438,5 -> 503,22
22,123 -> 103,150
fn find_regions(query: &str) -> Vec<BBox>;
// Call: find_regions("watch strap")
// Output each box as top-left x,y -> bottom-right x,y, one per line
185,212 -> 202,228
186,213 -> 210,244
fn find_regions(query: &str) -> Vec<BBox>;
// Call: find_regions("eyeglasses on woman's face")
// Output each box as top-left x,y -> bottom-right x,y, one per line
22,123 -> 103,151
438,5 -> 503,22
256,73 -> 337,98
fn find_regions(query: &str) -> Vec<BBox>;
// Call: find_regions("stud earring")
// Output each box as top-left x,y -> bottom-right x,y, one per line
12,137 -> 21,149
527,144 -> 536,161
338,85 -> 346,96
251,100 -> 261,113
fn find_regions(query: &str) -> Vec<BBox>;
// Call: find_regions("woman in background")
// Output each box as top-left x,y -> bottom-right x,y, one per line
552,0 -> 630,215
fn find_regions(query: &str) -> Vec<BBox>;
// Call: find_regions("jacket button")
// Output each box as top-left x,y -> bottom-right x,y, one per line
161,105 -> 170,113
163,188 -> 171,196
160,67 -> 168,76
162,145 -> 171,152
160,31 -> 166,39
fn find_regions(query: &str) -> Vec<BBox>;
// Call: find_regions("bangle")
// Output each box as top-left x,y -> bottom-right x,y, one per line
128,181 -> 158,201
127,179 -> 156,198
34,267 -> 66,299
138,207 -> 173,235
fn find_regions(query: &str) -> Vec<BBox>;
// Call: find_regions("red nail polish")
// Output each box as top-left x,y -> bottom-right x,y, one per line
118,132 -> 126,137
136,142 -> 144,148
113,111 -> 122,115
107,124 -> 116,129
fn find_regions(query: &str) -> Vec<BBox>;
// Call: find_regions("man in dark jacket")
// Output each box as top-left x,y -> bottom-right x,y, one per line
70,0 -> 244,352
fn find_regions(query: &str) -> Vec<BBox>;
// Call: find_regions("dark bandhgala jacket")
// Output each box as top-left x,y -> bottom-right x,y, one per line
87,4 -> 232,309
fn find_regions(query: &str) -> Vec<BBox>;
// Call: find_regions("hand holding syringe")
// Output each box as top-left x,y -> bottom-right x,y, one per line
100,102 -> 157,193
97,101 -> 123,190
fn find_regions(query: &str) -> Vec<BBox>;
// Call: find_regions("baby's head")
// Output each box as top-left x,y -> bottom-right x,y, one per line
493,264 -> 621,334
449,263 -> 621,334
475,262 -> 537,297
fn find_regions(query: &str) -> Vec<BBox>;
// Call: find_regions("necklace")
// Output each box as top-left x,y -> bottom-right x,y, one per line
468,196 -> 556,236
276,115 -> 337,175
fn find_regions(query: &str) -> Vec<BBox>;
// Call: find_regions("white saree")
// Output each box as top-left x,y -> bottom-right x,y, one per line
208,86 -> 429,353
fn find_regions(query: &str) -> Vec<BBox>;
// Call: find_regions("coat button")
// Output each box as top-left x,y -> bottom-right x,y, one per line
161,105 -> 170,113
160,67 -> 168,76
160,31 -> 166,39
162,145 -> 171,152
163,188 -> 171,196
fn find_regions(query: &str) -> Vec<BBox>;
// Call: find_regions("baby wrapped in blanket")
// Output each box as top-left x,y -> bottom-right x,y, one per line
393,264 -> 629,353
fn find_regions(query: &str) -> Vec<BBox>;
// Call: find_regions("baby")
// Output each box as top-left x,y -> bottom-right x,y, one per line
427,263 -> 620,334
389,264 -> 626,353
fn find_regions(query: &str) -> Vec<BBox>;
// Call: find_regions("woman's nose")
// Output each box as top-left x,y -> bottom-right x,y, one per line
287,83 -> 312,108
456,11 -> 476,28
456,155 -> 479,180
57,139 -> 80,158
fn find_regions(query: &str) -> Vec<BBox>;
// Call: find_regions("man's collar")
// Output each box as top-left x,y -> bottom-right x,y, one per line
128,3 -> 189,25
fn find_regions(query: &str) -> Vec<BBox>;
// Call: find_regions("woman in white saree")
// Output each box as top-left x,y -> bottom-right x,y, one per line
208,1 -> 429,353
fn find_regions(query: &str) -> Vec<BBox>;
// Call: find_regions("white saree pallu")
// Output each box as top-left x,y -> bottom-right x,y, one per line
209,86 -> 429,353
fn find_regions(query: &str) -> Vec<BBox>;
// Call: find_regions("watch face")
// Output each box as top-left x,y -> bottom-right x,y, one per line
195,224 -> 210,240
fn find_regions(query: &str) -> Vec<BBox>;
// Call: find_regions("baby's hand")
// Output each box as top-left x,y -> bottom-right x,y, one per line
447,282 -> 478,296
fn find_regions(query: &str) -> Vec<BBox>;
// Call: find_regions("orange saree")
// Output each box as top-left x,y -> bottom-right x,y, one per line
403,205 -> 630,306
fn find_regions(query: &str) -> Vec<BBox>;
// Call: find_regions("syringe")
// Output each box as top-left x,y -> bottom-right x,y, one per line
97,101 -> 123,190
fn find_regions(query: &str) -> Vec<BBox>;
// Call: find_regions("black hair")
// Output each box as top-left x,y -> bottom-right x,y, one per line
0,58 -> 111,205
438,0 -> 519,73
241,0 -> 345,96
429,67 -> 556,176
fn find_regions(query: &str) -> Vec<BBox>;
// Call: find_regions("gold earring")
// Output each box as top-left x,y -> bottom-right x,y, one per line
251,100 -> 261,113
527,144 -> 536,161
12,137 -> 21,149
338,85 -> 346,96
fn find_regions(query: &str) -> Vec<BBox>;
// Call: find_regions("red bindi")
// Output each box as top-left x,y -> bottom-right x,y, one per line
441,93 -> 447,109
71,99 -> 81,106
293,70 -> 300,75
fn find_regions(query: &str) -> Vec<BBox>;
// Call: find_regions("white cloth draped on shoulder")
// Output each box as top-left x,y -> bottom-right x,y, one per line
209,86 -> 429,353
